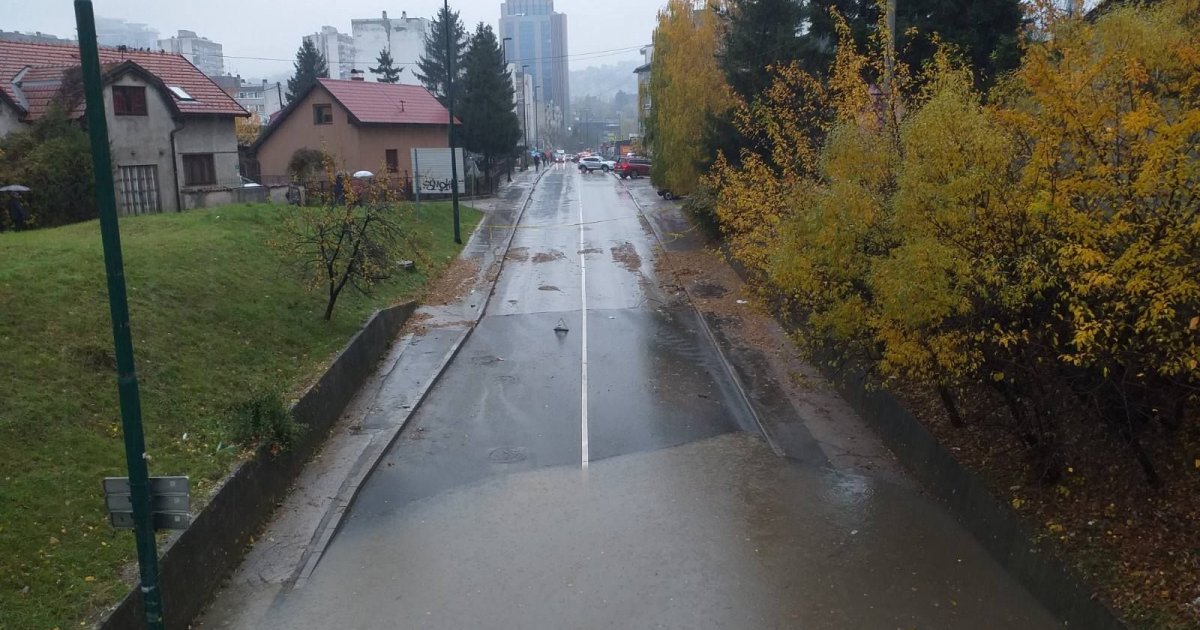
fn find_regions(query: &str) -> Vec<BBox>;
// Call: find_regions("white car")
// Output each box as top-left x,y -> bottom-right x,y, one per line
577,156 -> 611,173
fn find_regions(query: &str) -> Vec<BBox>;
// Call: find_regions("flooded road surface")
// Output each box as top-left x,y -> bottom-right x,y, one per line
217,166 -> 1060,629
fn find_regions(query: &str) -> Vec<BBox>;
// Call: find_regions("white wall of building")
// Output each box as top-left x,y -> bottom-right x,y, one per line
236,80 -> 285,124
158,30 -> 225,76
0,99 -> 23,137
352,11 -> 430,85
304,26 -> 356,80
509,63 -> 534,148
95,16 -> 158,49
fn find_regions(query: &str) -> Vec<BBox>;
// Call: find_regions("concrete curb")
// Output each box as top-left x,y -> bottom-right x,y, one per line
288,168 -> 549,585
620,178 -> 786,459
99,301 -> 419,630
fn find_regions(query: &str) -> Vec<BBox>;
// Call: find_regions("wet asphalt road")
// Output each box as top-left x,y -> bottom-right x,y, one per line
251,165 -> 1060,629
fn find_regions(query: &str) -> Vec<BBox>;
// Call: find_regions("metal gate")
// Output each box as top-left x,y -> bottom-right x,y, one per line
118,165 -> 161,216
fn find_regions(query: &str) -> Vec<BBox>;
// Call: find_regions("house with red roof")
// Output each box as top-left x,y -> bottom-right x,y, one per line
252,72 -> 457,184
0,40 -> 249,215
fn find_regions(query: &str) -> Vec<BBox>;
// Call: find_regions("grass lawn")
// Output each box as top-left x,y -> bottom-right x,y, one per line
0,201 -> 480,628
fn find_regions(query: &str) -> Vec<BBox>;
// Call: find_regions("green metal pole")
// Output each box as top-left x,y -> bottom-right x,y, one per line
444,0 -> 462,244
73,2 -> 165,628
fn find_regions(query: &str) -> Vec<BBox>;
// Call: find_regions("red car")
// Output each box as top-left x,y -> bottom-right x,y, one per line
614,156 -> 651,179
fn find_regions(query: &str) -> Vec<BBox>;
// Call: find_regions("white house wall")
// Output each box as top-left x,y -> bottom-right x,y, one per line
104,73 -> 241,214
174,115 -> 241,190
104,73 -> 180,214
0,99 -> 23,137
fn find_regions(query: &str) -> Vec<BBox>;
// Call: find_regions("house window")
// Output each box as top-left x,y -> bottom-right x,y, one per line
112,85 -> 147,116
313,104 -> 333,125
386,149 -> 399,173
118,165 -> 160,215
182,154 -> 217,186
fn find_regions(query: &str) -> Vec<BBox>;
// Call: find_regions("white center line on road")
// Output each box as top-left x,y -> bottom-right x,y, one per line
579,173 -> 590,469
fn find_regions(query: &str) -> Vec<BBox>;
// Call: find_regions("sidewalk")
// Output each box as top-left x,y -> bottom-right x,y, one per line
196,168 -> 544,629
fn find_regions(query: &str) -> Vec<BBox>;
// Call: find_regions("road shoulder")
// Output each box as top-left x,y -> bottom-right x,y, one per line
622,178 -> 909,484
195,169 -> 546,628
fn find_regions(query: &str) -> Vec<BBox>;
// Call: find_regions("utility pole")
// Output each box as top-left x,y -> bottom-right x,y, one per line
521,64 -> 530,169
502,37 -> 513,183
884,0 -> 896,96
444,0 -> 461,244
74,2 -> 164,628
533,85 -> 540,152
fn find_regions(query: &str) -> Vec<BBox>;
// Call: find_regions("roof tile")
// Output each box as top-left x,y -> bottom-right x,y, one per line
317,79 -> 456,126
0,40 -> 245,119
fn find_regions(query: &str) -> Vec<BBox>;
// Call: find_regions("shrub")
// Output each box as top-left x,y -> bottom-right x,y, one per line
709,2 -> 1200,485
0,106 -> 95,229
227,390 -> 304,454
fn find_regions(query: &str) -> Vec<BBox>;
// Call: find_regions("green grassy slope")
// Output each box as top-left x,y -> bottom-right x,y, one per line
0,201 -> 479,627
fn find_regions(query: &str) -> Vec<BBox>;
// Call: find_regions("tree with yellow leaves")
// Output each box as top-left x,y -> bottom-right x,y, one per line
235,111 -> 262,147
646,0 -> 733,196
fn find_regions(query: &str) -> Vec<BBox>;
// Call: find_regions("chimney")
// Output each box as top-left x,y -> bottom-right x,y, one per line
350,68 -> 365,81
382,10 -> 388,19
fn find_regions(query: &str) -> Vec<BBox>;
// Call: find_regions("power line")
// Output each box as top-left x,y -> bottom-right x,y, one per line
219,44 -> 645,68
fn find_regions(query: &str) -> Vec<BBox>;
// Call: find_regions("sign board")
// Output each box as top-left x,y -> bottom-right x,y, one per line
411,148 -> 466,195
110,511 -> 190,531
105,492 -> 189,513
103,476 -> 188,495
103,476 -> 190,531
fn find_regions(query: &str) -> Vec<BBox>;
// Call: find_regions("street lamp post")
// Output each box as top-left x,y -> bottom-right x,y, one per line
444,0 -> 461,244
502,37 -> 513,183
521,64 -> 529,168
74,2 -> 164,627
533,85 -> 540,153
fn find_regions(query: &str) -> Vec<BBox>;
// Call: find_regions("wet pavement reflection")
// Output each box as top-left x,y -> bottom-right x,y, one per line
264,433 -> 1058,629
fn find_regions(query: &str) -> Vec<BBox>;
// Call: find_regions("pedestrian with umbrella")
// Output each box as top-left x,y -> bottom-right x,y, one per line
0,184 -> 30,231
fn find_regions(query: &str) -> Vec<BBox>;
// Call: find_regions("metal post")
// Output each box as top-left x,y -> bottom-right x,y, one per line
884,0 -> 896,96
502,37 -> 513,183
533,85 -> 540,153
444,0 -> 461,244
413,150 -> 421,206
521,64 -> 529,169
73,2 -> 164,628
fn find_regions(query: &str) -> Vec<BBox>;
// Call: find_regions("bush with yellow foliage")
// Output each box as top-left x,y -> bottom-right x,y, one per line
710,0 -> 1200,486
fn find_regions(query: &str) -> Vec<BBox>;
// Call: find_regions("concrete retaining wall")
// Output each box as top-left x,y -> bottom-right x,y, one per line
100,301 -> 418,629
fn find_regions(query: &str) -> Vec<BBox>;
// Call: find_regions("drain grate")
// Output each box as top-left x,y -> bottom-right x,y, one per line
488,446 -> 527,464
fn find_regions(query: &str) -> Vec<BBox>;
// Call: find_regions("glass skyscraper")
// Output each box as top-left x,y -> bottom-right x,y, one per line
500,0 -> 569,131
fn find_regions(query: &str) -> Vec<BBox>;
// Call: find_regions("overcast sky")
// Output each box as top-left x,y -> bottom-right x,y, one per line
3,0 -> 662,80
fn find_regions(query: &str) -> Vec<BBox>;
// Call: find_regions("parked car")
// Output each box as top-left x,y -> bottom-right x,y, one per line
614,157 -> 651,179
657,188 -> 680,200
578,156 -> 611,173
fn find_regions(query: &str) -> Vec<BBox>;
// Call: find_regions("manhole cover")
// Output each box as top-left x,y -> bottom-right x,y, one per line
691,281 -> 728,298
488,446 -> 527,464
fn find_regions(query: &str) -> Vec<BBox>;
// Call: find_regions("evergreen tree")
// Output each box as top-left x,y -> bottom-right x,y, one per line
459,23 -> 522,191
799,0 -> 1023,88
719,0 -> 806,103
370,48 -> 403,83
416,6 -> 467,105
897,0 -> 1024,88
287,39 -> 328,102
